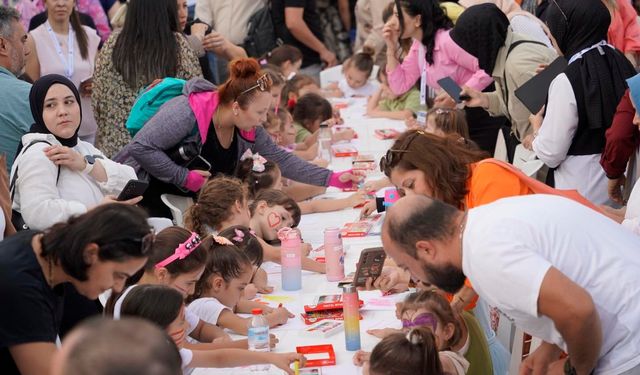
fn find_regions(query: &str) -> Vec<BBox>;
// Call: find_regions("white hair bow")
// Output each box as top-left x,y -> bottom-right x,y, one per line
240,149 -> 267,173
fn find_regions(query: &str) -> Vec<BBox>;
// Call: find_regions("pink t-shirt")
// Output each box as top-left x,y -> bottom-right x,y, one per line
387,29 -> 493,96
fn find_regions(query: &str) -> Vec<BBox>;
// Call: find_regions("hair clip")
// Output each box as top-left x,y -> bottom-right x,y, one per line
232,228 -> 245,242
240,149 -> 267,172
406,329 -> 424,345
155,232 -> 201,268
213,235 -> 234,246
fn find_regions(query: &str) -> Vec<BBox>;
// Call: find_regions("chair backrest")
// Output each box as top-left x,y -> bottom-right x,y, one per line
160,194 -> 194,226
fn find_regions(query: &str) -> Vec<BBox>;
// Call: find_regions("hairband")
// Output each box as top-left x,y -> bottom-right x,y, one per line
406,329 -> 424,345
155,232 -> 202,269
240,149 -> 267,172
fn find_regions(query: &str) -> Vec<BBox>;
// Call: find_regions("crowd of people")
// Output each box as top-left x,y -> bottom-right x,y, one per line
1,0 -> 640,374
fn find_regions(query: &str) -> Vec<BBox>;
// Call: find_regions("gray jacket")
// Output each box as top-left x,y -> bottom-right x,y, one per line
115,78 -> 332,188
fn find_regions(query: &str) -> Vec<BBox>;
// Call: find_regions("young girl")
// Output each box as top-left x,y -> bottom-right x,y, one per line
362,328 -> 458,375
234,153 -> 366,213
263,66 -> 287,112
263,45 -> 303,80
264,111 -> 283,144
326,47 -> 379,98
367,65 -> 425,120
187,240 -> 294,335
363,290 -> 492,375
424,108 -> 470,139
293,93 -> 355,144
121,284 -> 305,373
276,108 -> 322,162
281,74 -> 322,111
104,226 -> 249,350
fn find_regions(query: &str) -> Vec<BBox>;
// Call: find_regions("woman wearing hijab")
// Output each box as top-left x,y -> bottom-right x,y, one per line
10,74 -> 139,231
454,3 -> 556,142
530,0 -> 636,205
383,0 -> 509,155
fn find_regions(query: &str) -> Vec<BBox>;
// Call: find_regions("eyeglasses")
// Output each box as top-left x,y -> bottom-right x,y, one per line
236,73 -> 270,99
401,312 -> 438,331
379,130 -> 426,175
549,0 -> 568,23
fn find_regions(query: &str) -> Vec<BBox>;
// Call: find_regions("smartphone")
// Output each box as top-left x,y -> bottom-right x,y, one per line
117,179 -> 149,201
186,155 -> 211,172
437,77 -> 470,103
352,247 -> 387,287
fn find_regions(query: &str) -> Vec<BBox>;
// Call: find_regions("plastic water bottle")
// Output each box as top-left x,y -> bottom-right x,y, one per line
248,308 -> 270,371
342,285 -> 361,351
279,228 -> 302,291
318,122 -> 332,162
324,228 -> 345,282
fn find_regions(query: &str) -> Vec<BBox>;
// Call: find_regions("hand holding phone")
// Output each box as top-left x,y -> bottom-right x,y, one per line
353,247 -> 387,287
437,77 -> 470,103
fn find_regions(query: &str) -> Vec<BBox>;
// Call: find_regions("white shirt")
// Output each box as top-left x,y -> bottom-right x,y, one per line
462,194 -> 640,375
10,133 -> 136,230
194,0 -> 267,45
623,172 -> 640,235
338,79 -> 379,98
187,297 -> 231,326
532,74 -> 610,204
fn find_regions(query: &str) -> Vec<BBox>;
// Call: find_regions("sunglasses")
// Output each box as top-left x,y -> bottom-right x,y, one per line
379,130 -> 426,174
401,312 -> 438,331
236,73 -> 270,100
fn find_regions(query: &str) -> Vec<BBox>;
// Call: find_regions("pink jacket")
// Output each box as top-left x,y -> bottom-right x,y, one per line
387,29 -> 493,96
608,0 -> 640,54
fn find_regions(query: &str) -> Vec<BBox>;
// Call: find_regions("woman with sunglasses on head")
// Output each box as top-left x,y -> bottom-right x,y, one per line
0,204 -> 153,375
528,0 -> 636,205
11,74 -> 141,232
115,58 -> 361,218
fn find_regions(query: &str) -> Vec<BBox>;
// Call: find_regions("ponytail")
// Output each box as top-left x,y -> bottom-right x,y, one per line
69,8 -> 89,60
369,327 -> 444,375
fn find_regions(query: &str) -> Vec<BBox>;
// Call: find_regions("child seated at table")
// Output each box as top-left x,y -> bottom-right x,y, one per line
262,45 -> 303,81
281,74 -> 322,111
183,178 -> 325,273
104,227 -> 251,350
121,284 -> 305,372
356,327 -> 468,375
366,64 -> 425,120
293,93 -> 355,144
361,290 -> 492,375
325,47 -> 379,98
262,66 -> 286,113
264,109 -> 321,163
234,152 -> 366,213
186,240 -> 293,335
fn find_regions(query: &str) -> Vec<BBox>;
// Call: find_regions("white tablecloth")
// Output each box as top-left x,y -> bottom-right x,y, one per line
193,99 -> 407,375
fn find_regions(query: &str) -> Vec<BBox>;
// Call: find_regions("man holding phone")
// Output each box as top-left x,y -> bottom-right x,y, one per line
381,194 -> 640,375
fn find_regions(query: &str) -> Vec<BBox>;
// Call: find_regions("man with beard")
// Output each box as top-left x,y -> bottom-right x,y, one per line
382,194 -> 640,375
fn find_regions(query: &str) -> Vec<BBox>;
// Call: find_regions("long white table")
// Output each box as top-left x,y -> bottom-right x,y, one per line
193,100 -> 407,374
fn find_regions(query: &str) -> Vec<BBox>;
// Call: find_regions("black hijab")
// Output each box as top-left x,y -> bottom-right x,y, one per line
450,3 -> 510,74
27,74 -> 82,147
547,0 -> 636,130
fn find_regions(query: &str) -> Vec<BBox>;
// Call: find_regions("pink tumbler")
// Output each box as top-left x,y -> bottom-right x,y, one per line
324,228 -> 345,282
278,228 -> 302,291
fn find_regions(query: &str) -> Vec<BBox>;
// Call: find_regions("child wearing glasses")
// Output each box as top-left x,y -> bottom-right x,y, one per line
366,63 -> 425,120
354,290 -> 492,375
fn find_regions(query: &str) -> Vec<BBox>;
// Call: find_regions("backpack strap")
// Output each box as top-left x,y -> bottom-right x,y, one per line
10,140 -> 61,202
502,39 -> 548,114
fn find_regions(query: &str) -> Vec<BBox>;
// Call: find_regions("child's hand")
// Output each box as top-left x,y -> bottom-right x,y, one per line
348,191 -> 368,208
267,307 -> 295,326
363,178 -> 390,193
252,268 -> 274,294
301,242 -> 312,257
405,116 -> 421,130
360,200 -> 377,219
334,128 -> 355,141
269,333 -> 279,348
353,350 -> 371,366
269,353 -> 307,375
243,283 -> 258,300
367,327 -> 401,339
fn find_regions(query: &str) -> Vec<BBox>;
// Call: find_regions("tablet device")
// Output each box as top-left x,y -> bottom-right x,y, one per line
514,57 -> 568,114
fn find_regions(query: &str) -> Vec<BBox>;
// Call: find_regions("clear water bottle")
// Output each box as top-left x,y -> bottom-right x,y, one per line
318,122 -> 332,162
248,308 -> 270,371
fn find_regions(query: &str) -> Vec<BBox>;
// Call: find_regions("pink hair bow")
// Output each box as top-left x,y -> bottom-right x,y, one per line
232,228 -> 245,242
240,149 -> 267,173
155,232 -> 201,268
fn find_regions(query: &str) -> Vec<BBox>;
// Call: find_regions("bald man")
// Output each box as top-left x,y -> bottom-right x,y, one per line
382,194 -> 640,375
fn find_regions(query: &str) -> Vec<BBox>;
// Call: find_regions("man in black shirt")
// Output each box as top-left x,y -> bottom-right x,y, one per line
271,0 -> 337,80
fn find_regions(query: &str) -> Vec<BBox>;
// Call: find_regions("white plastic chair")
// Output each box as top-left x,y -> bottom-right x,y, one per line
160,194 -> 194,227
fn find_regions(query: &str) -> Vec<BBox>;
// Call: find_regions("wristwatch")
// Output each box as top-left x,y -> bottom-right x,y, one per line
82,155 -> 102,174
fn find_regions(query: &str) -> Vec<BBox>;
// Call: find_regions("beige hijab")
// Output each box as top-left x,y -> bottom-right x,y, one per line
459,0 -> 551,36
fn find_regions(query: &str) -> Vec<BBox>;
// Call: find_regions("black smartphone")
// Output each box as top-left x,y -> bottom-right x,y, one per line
117,179 -> 149,201
352,247 -> 387,287
186,155 -> 212,172
437,77 -> 471,103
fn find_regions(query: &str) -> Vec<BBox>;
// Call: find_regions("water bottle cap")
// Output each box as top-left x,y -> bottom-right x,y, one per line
251,308 -> 263,315
342,285 -> 357,293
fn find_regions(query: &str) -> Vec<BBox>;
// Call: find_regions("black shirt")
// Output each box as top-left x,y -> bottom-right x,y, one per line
201,125 -> 239,177
0,231 -> 64,375
271,0 -> 323,67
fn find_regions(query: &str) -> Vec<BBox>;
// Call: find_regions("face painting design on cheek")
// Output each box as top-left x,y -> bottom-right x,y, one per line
267,212 -> 282,228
